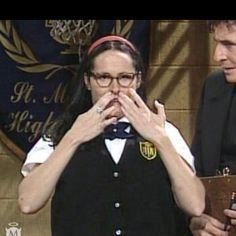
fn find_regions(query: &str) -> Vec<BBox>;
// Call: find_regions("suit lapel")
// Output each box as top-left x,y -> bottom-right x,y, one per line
202,73 -> 234,175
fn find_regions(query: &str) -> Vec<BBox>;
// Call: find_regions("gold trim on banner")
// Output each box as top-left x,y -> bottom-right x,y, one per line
112,20 -> 134,38
0,20 -> 75,80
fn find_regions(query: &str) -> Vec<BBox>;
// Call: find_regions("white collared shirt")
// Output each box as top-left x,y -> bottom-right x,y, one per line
21,119 -> 195,176
105,117 -> 130,164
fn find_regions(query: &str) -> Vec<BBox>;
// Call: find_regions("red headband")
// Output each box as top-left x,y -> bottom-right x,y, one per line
87,35 -> 136,55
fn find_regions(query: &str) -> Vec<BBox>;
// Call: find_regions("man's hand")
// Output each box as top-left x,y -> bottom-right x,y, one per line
224,208 -> 236,228
190,213 -> 229,236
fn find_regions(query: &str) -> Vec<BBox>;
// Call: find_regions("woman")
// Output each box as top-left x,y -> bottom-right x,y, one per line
18,35 -> 205,236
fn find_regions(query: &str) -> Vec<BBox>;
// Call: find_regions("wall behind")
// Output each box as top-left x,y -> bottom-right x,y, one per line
0,140 -> 51,236
147,20 -> 218,144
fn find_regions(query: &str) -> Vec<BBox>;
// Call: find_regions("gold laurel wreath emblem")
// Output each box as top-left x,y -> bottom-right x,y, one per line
112,20 -> 134,38
0,20 -> 76,80
0,20 -> 133,80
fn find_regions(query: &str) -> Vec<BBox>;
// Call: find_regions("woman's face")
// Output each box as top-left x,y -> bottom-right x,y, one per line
85,50 -> 141,119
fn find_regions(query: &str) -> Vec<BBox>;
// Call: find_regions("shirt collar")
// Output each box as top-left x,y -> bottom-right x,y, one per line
118,117 -> 129,123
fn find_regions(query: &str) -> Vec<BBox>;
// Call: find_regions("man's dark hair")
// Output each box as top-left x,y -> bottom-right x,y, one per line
208,20 -> 236,32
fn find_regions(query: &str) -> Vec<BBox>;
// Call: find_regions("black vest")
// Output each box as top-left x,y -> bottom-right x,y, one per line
51,135 -> 188,236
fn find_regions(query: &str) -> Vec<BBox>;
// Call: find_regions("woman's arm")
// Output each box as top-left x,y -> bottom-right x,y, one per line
154,131 -> 205,216
18,133 -> 81,213
118,89 -> 205,216
18,92 -> 116,213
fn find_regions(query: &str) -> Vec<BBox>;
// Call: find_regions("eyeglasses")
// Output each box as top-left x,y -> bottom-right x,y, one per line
90,71 -> 140,88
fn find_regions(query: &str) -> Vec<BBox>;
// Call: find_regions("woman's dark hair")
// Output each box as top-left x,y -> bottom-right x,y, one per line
208,20 -> 236,32
43,36 -> 146,146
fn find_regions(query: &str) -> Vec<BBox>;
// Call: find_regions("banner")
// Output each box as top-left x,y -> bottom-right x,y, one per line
0,20 -> 150,159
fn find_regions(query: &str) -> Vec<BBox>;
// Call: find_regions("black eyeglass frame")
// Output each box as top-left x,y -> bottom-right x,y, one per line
89,71 -> 141,88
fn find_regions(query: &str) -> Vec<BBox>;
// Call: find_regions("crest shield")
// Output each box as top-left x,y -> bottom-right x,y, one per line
139,141 -> 157,160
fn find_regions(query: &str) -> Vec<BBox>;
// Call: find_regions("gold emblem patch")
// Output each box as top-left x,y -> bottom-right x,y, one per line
139,141 -> 157,160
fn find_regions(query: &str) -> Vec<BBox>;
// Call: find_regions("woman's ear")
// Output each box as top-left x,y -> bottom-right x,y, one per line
136,73 -> 142,89
84,73 -> 91,90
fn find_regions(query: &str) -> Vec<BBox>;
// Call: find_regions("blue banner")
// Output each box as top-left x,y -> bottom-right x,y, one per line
0,20 -> 150,159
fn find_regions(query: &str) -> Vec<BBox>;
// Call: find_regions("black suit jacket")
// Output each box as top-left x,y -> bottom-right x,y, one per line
191,70 -> 235,176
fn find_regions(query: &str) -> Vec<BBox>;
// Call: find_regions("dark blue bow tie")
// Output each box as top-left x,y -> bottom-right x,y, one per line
103,122 -> 134,140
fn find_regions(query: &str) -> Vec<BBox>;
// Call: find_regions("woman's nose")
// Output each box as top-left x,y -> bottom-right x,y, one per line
109,78 -> 120,92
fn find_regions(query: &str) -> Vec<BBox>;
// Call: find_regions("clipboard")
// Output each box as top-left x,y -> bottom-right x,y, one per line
201,174 -> 236,234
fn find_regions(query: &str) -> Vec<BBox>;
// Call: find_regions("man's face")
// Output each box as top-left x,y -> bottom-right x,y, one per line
213,22 -> 236,82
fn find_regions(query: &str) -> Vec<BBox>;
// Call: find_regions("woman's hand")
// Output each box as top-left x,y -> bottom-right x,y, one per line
67,92 -> 117,145
118,88 -> 166,145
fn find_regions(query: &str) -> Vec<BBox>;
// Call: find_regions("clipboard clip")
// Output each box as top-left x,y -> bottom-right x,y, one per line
216,166 -> 230,176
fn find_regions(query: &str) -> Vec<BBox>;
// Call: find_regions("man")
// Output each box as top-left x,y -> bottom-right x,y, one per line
190,20 -> 236,235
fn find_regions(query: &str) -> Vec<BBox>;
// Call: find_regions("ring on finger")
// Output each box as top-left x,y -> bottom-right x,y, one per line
96,106 -> 103,114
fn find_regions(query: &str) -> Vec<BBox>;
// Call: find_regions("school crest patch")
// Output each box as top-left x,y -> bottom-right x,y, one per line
139,141 -> 157,160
